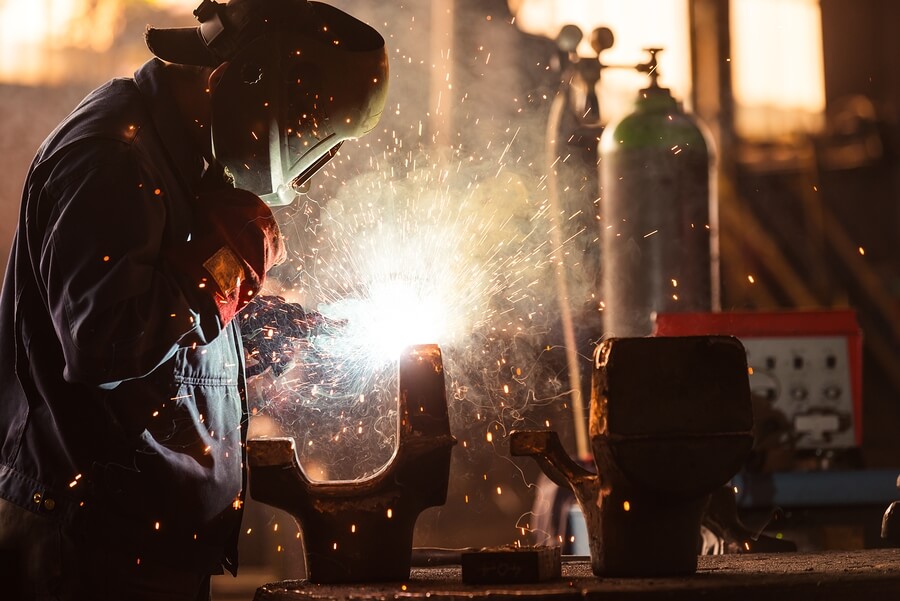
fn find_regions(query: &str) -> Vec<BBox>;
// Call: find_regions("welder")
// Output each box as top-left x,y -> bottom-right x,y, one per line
0,0 -> 387,598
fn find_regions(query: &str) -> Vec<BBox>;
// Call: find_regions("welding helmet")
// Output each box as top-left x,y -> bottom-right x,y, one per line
146,0 -> 388,206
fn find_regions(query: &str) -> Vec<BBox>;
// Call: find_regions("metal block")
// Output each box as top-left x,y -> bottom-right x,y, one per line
248,344 -> 457,583
461,546 -> 561,585
512,336 -> 755,577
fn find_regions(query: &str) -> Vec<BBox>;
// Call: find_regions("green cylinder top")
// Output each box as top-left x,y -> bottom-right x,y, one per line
599,86 -> 709,153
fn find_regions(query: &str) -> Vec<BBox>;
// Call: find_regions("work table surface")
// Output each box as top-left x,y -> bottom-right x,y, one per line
255,548 -> 900,600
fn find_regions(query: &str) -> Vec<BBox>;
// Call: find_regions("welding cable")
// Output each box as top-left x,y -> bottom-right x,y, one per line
543,57 -> 592,463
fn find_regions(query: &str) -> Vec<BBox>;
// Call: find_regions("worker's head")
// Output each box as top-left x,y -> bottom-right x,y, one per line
146,0 -> 388,205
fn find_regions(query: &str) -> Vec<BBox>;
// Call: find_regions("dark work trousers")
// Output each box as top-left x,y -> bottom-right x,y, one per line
0,497 -> 212,601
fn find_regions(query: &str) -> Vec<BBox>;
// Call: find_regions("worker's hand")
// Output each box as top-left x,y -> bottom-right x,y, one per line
241,295 -> 343,377
170,187 -> 286,325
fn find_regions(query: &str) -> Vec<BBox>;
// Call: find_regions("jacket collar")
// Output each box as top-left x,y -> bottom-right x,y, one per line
133,58 -> 205,192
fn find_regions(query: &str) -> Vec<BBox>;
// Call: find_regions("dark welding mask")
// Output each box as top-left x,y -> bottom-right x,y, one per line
146,0 -> 388,205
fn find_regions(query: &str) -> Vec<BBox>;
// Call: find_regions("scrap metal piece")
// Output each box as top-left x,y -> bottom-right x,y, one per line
460,545 -> 562,585
512,336 -> 754,577
247,344 -> 457,583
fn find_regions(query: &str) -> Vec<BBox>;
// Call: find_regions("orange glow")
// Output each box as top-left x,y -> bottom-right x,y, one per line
0,0 -> 121,84
0,0 -> 191,85
509,0 -> 692,122
731,0 -> 825,139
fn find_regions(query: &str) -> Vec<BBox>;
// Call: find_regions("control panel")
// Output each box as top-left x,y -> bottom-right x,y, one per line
653,310 -> 862,449
742,336 -> 853,448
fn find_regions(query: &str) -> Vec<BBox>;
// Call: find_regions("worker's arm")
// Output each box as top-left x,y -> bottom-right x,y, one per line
240,295 -> 337,377
37,140 -> 282,388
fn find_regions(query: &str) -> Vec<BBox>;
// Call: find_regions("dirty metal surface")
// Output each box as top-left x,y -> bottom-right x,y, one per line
247,344 -> 457,583
253,548 -> 900,600
511,336 -> 755,577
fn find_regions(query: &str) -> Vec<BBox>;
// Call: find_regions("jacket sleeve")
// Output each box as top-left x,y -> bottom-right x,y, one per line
35,141 -> 224,388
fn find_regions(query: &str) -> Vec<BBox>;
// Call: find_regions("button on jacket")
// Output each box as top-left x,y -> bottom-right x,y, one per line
0,58 -> 247,574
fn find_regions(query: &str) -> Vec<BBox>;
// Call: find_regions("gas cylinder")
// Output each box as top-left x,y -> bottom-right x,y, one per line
598,53 -> 718,337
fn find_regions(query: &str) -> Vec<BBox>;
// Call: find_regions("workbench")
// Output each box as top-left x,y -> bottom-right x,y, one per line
254,548 -> 900,600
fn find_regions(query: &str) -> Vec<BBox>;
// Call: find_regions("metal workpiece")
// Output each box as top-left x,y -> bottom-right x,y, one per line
247,344 -> 457,583
881,474 -> 900,546
509,430 -> 604,573
512,336 -> 755,577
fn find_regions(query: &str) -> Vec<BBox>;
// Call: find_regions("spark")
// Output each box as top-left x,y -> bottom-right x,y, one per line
245,74 -> 607,487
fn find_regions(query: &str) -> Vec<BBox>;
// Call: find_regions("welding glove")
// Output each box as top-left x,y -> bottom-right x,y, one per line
241,295 -> 339,376
173,187 -> 287,326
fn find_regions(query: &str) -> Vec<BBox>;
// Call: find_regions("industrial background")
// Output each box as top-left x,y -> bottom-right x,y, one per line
1,0 -> 898,598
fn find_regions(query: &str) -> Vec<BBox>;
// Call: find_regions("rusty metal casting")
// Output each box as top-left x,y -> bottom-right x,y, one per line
247,344 -> 457,583
512,336 -> 755,577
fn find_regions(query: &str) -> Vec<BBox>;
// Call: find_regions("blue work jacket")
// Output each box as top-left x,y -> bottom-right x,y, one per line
0,59 -> 247,574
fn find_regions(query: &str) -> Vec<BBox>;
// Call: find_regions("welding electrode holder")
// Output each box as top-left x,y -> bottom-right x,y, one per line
247,344 -> 457,583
